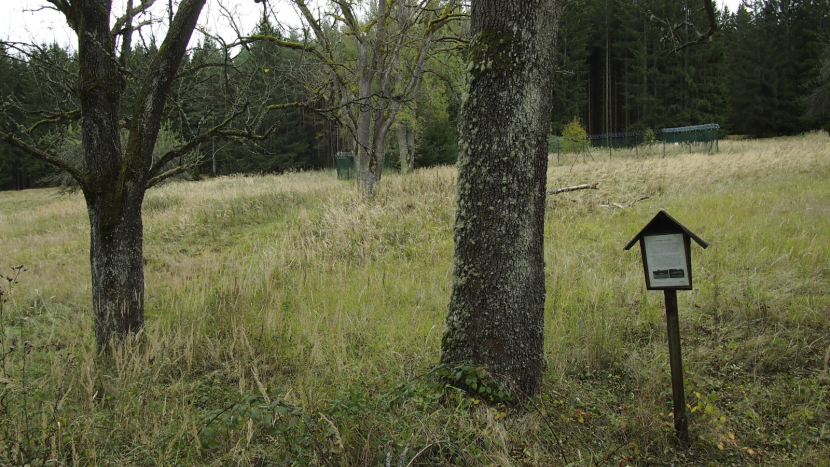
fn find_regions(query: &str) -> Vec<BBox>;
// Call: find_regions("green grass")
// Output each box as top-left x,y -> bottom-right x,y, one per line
0,134 -> 828,465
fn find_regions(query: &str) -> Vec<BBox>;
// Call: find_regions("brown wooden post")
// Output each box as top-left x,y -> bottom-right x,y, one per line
664,289 -> 689,445
625,211 -> 708,447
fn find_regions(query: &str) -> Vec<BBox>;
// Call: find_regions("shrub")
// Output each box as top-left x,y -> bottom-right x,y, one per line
643,127 -> 657,145
561,117 -> 587,153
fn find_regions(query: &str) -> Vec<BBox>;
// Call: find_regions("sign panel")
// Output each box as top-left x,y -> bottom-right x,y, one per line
644,234 -> 690,288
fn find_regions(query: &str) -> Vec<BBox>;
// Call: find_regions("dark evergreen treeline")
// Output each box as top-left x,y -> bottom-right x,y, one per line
551,0 -> 830,137
0,44 -> 66,191
177,26 -> 336,178
0,22 -> 336,191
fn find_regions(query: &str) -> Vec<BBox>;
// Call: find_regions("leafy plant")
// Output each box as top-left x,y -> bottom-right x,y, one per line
561,117 -> 588,153
397,363 -> 513,405
197,387 -> 342,465
643,128 -> 657,146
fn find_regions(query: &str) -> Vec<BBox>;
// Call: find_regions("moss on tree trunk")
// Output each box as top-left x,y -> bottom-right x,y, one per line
441,0 -> 561,397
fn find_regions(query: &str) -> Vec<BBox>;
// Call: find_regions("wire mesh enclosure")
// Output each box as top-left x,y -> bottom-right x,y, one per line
335,151 -> 399,179
383,152 -> 396,170
587,124 -> 720,154
335,151 -> 354,179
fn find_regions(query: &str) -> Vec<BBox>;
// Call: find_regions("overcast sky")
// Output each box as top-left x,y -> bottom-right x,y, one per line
1,0 -> 745,52
0,0 -> 303,51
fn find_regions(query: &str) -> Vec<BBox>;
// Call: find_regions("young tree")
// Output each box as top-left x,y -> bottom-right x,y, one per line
440,0 -> 562,397
0,0 -> 276,349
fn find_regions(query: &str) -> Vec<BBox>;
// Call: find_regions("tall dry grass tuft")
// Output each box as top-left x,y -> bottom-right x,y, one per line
0,132 -> 828,465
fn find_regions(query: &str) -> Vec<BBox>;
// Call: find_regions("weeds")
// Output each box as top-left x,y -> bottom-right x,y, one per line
0,265 -> 67,466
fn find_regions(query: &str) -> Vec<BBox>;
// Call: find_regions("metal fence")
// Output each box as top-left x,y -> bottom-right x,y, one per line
335,151 -> 398,180
335,151 -> 354,179
588,123 -> 720,154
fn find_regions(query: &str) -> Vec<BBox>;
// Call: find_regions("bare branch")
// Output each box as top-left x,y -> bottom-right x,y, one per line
672,0 -> 719,52
146,113 -> 290,188
650,0 -> 719,54
148,105 -> 241,179
146,164 -> 190,188
267,102 -> 306,111
123,0 -> 207,174
173,60 -> 229,80
45,0 -> 79,31
111,0 -> 156,37
0,130 -> 87,190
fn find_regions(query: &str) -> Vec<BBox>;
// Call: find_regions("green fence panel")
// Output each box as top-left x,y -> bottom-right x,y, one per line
336,152 -> 354,180
586,123 -> 720,153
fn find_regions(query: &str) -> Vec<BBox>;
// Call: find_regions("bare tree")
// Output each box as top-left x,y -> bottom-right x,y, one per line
440,0 -> 562,397
650,0 -> 719,53
257,0 -> 464,197
0,0 -> 286,349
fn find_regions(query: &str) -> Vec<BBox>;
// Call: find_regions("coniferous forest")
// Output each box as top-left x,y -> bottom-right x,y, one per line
551,0 -> 829,136
2,0 -> 829,191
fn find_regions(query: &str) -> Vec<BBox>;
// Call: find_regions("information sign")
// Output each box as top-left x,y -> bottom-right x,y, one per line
644,234 -> 690,288
624,210 -> 709,446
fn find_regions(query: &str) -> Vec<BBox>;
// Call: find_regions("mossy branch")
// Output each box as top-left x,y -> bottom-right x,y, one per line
146,165 -> 190,189
26,109 -> 81,134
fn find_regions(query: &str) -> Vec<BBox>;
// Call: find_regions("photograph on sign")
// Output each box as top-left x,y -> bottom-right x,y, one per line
644,234 -> 689,287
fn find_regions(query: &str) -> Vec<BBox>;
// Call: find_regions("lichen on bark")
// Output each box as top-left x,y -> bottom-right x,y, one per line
466,27 -> 523,80
440,0 -> 561,398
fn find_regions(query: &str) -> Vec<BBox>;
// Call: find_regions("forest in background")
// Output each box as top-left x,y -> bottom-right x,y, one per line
552,0 -> 830,136
1,0 -> 829,191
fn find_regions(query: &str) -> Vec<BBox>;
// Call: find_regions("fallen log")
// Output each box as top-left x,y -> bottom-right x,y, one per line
547,183 -> 598,195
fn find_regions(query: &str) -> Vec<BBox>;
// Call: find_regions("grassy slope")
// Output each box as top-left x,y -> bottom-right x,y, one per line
0,134 -> 828,466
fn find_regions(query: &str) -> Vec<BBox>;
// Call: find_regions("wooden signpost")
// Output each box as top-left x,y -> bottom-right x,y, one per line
625,210 -> 708,445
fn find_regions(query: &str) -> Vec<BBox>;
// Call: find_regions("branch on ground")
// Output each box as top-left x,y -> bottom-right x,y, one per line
547,183 -> 598,195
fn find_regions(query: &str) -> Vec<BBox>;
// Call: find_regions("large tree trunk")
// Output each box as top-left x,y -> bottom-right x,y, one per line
86,191 -> 146,346
75,0 -> 141,349
1,0 -> 213,349
406,127 -> 415,171
373,131 -> 387,184
440,0 -> 561,397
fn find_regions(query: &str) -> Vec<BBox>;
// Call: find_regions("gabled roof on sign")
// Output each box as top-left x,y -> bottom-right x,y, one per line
624,210 -> 709,250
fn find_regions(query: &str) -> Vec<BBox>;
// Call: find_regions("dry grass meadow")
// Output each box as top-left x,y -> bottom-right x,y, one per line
1,133 -> 829,465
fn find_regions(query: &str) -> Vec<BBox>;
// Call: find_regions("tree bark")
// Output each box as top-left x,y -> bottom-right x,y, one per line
396,124 -> 416,173
86,192 -> 146,346
6,0 -> 274,349
355,37 -> 378,197
441,0 -> 561,397
74,0 -> 144,348
406,126 -> 415,171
